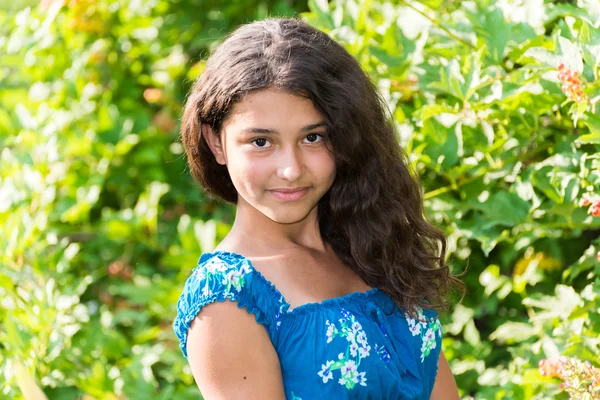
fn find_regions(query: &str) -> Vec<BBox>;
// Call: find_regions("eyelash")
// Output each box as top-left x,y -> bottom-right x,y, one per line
250,133 -> 326,149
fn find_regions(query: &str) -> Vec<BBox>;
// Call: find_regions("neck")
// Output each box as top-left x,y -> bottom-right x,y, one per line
227,199 -> 328,255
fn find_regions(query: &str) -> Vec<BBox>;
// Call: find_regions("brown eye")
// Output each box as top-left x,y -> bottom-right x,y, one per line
250,138 -> 270,148
305,133 -> 324,144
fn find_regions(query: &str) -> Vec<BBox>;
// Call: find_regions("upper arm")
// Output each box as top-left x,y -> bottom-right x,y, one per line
430,350 -> 459,400
186,299 -> 286,400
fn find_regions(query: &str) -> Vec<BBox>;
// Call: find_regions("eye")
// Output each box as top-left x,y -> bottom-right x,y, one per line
305,133 -> 325,144
250,138 -> 272,148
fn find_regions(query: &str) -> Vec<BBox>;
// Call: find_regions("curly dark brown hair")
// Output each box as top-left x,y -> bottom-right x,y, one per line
180,17 -> 464,315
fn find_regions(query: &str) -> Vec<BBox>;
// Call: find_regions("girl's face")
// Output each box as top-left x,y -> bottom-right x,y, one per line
205,88 -> 336,224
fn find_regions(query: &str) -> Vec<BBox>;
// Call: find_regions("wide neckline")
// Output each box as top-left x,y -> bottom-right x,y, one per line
205,249 -> 382,315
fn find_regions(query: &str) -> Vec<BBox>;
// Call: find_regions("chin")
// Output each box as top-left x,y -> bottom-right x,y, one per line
260,205 -> 317,225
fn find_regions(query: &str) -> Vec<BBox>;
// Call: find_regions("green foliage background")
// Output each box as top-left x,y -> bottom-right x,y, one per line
1,0 -> 599,399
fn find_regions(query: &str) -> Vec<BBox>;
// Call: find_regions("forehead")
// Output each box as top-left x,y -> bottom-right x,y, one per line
224,88 -> 325,130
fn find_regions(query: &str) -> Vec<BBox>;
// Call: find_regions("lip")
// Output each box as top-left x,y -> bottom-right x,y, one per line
269,187 -> 310,201
269,187 -> 309,193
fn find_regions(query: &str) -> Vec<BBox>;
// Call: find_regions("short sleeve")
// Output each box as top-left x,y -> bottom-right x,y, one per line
173,253 -> 276,359
418,307 -> 443,396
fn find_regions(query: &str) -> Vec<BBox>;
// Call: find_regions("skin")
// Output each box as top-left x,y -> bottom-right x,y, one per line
187,88 -> 459,399
207,88 -> 336,250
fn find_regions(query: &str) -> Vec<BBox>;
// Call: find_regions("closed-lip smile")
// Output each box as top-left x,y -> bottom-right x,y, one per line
269,187 -> 309,193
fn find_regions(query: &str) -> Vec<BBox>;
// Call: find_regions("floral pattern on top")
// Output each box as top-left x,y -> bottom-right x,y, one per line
373,343 -> 391,363
176,252 -> 444,399
318,309 -> 371,390
406,308 -> 442,362
192,257 -> 251,297
274,294 -> 286,331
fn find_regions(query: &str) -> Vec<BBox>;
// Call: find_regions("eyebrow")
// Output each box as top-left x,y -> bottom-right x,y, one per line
240,122 -> 328,135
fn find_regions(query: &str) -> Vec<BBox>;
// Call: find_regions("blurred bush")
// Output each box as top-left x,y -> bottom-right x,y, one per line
1,0 -> 599,399
0,0 -> 304,398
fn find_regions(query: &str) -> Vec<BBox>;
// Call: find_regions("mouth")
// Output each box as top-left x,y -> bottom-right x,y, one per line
268,187 -> 310,201
269,187 -> 310,193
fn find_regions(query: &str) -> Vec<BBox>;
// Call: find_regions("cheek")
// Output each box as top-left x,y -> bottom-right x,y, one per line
228,152 -> 270,189
245,163 -> 268,186
316,151 -> 336,183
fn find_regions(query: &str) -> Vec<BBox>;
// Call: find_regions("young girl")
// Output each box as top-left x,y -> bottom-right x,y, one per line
174,17 -> 463,400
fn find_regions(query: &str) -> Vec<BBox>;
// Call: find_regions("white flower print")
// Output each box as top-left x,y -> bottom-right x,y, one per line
358,345 -> 371,359
406,308 -> 442,363
356,331 -> 368,347
193,269 -> 205,281
326,320 -> 338,344
239,262 -> 251,275
424,328 -> 435,342
338,359 -> 360,389
350,342 -> 359,357
341,359 -> 357,375
346,330 -> 356,343
225,269 -> 244,292
409,323 -> 421,336
275,295 -> 285,331
205,258 -> 228,274
317,309 -> 371,390
356,371 -> 367,387
374,343 -> 391,363
318,360 -> 335,383
195,256 -> 251,300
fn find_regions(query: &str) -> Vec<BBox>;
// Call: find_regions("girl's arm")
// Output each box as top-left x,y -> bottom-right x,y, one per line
186,299 -> 286,400
430,350 -> 460,400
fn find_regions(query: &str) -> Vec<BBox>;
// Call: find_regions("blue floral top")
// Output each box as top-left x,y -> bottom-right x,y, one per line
173,251 -> 442,399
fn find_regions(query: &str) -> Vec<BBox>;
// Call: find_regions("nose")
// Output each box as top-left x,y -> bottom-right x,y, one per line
276,146 -> 303,182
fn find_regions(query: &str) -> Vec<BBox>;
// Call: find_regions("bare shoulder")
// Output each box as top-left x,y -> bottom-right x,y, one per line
186,299 -> 285,400
430,350 -> 459,400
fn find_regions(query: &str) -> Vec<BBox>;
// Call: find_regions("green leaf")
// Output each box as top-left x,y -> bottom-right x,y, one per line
481,8 -> 511,64
464,320 -> 481,346
479,264 -> 512,297
531,165 -> 563,203
476,191 -> 531,227
4,316 -> 27,351
305,0 -> 334,30
421,118 -> 459,169
463,47 -> 485,101
427,60 -> 465,100
546,3 -> 599,27
490,322 -> 539,344
523,285 -> 584,320
558,36 -> 584,73
577,113 -> 600,144
522,46 -> 562,67
455,219 -> 511,256
414,104 -> 455,122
